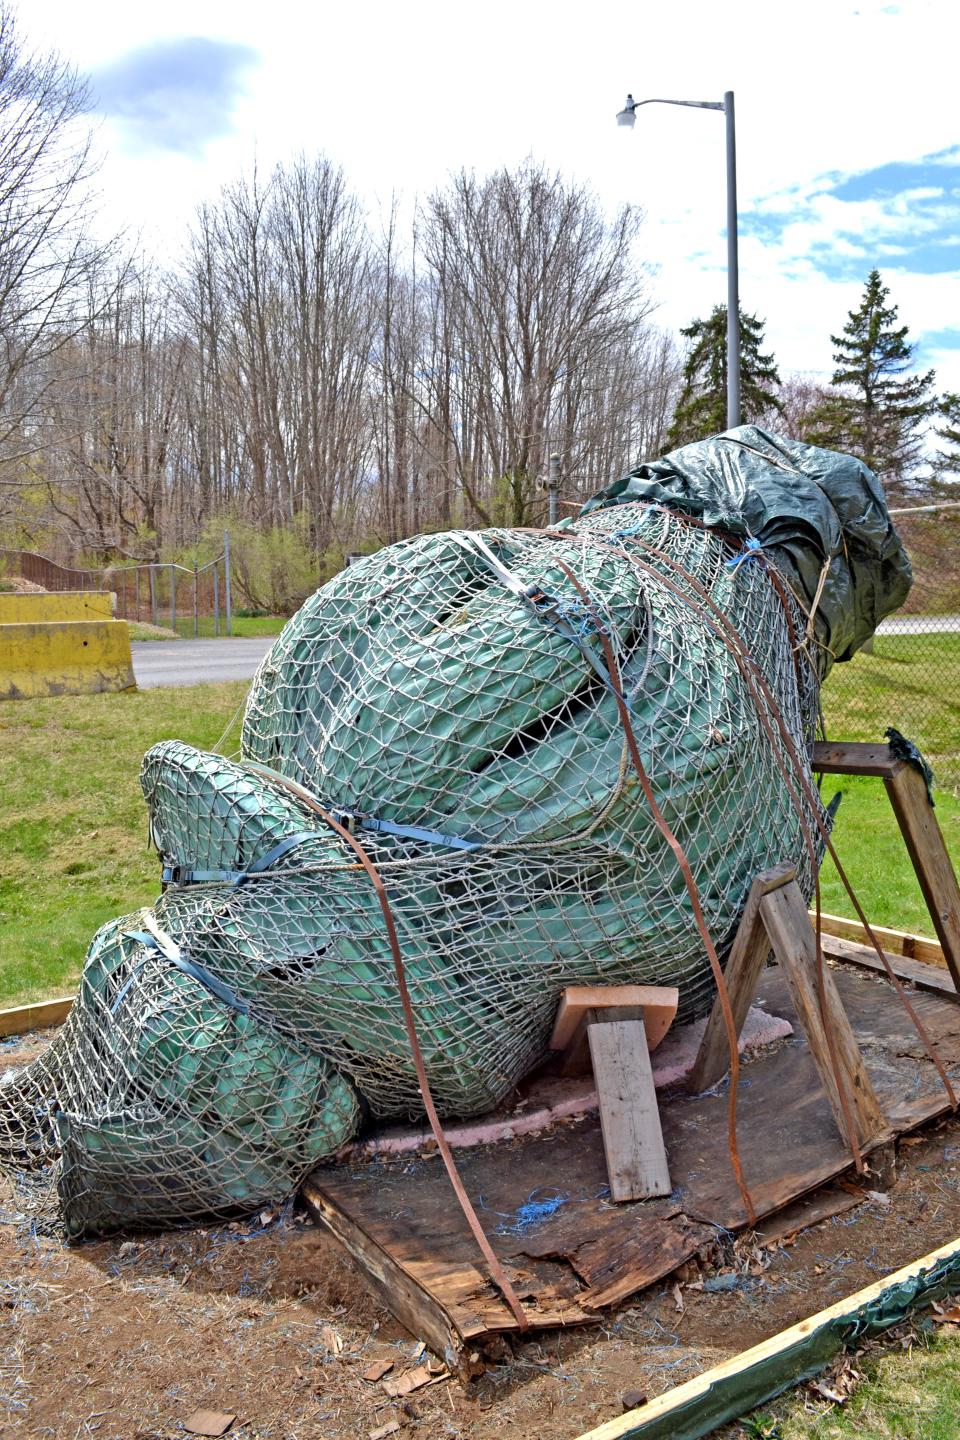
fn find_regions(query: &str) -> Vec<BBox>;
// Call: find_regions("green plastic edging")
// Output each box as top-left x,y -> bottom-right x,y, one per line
573,1235 -> 960,1440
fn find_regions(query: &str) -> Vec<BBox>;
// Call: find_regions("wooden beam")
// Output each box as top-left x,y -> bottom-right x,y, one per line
812,740 -> 904,778
686,863 -> 794,1094
759,882 -> 886,1148
571,1235 -> 960,1440
811,912 -> 946,968
819,932 -> 956,997
884,762 -> 960,995
0,996 -> 72,1038
588,1015 -> 671,1202
300,1178 -> 467,1365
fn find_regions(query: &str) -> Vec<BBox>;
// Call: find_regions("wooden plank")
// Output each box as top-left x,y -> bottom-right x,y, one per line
0,996 -> 72,1038
811,912 -> 946,967
588,1016 -> 671,1202
572,1234 -> 960,1440
754,1186 -> 864,1246
300,1178 -> 469,1363
550,985 -> 678,1052
759,883 -> 886,1148
560,1004 -> 644,1079
818,932 -> 956,996
884,762 -> 960,995
687,863 -> 794,1093
811,740 -> 903,778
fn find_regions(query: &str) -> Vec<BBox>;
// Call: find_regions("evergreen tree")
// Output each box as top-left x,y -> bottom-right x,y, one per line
805,269 -> 935,488
932,392 -> 960,481
665,305 -> 782,450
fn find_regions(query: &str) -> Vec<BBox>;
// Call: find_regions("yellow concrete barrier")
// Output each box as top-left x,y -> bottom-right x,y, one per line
0,620 -> 135,700
0,590 -> 114,624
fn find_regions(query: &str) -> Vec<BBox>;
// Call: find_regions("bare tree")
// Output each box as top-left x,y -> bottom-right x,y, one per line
776,373 -> 835,443
417,161 -> 653,524
0,5 -> 117,460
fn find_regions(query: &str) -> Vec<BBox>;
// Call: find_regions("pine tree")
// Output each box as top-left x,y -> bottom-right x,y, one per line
933,392 -> 960,480
665,305 -> 782,450
805,269 -> 935,488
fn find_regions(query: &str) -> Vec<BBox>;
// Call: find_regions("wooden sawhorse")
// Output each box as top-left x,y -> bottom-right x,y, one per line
687,863 -> 887,1152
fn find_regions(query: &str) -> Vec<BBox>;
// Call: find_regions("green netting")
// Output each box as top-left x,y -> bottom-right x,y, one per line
0,431 -> 911,1237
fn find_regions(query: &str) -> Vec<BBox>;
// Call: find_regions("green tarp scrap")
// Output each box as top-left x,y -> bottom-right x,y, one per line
0,430 -> 912,1236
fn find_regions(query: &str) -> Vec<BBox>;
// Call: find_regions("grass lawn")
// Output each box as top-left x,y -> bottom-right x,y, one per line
0,683 -> 247,1007
818,774 -> 959,929
821,632 -> 960,795
171,613 -> 287,639
736,1328 -> 960,1439
128,614 -> 287,640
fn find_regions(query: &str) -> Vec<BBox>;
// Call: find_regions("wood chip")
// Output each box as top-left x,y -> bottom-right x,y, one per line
622,1390 -> 648,1411
321,1324 -> 344,1354
382,1363 -> 433,1397
368,1424 -> 401,1440
182,1411 -> 236,1437
362,1359 -> 395,1382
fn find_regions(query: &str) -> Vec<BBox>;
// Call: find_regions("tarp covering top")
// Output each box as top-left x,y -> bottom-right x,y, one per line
580,426 -> 912,670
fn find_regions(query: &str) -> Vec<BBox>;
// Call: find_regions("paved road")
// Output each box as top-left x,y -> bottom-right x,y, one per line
131,612 -> 958,689
877,614 -> 960,635
132,637 -> 274,688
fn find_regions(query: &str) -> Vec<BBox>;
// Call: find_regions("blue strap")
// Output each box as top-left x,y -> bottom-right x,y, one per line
162,830 -> 317,887
726,536 -> 765,571
358,815 -> 480,852
117,930 -> 250,1017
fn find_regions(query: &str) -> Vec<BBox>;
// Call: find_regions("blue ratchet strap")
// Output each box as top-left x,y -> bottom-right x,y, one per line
161,829 -> 317,887
116,930 -> 250,1017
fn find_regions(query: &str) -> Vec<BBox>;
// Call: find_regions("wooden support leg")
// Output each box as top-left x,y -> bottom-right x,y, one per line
760,882 -> 887,1148
588,1013 -> 672,1202
884,763 -> 960,996
687,863 -> 795,1094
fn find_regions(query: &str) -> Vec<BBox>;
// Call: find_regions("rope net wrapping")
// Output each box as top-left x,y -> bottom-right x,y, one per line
0,429 -> 910,1237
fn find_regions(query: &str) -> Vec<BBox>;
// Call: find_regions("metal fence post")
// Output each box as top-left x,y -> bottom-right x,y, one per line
548,453 -> 560,528
193,561 -> 199,638
224,531 -> 233,637
149,565 -> 157,627
171,565 -> 177,635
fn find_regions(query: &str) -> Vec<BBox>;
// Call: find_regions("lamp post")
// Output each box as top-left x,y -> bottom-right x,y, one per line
616,91 -> 740,430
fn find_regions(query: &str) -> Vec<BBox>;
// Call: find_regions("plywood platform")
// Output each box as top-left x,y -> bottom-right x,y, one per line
302,962 -> 960,1363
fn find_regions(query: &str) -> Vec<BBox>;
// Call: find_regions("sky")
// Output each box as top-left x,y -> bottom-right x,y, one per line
24,0 -> 960,396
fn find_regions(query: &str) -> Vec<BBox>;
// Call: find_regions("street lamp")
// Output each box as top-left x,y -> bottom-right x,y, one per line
616,91 -> 740,430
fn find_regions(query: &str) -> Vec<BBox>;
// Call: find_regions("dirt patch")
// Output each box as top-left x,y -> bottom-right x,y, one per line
0,575 -> 45,593
2,1108 -> 960,1440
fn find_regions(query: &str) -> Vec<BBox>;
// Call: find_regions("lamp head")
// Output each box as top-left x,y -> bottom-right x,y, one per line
616,94 -> 637,128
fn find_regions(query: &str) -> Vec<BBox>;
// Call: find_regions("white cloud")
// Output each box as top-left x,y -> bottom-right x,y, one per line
20,0 -> 960,400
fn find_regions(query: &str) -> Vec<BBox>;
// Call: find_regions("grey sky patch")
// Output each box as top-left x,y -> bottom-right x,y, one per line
94,37 -> 258,157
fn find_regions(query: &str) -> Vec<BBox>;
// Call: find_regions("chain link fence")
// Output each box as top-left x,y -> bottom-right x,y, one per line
0,542 -> 234,638
820,504 -> 960,795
